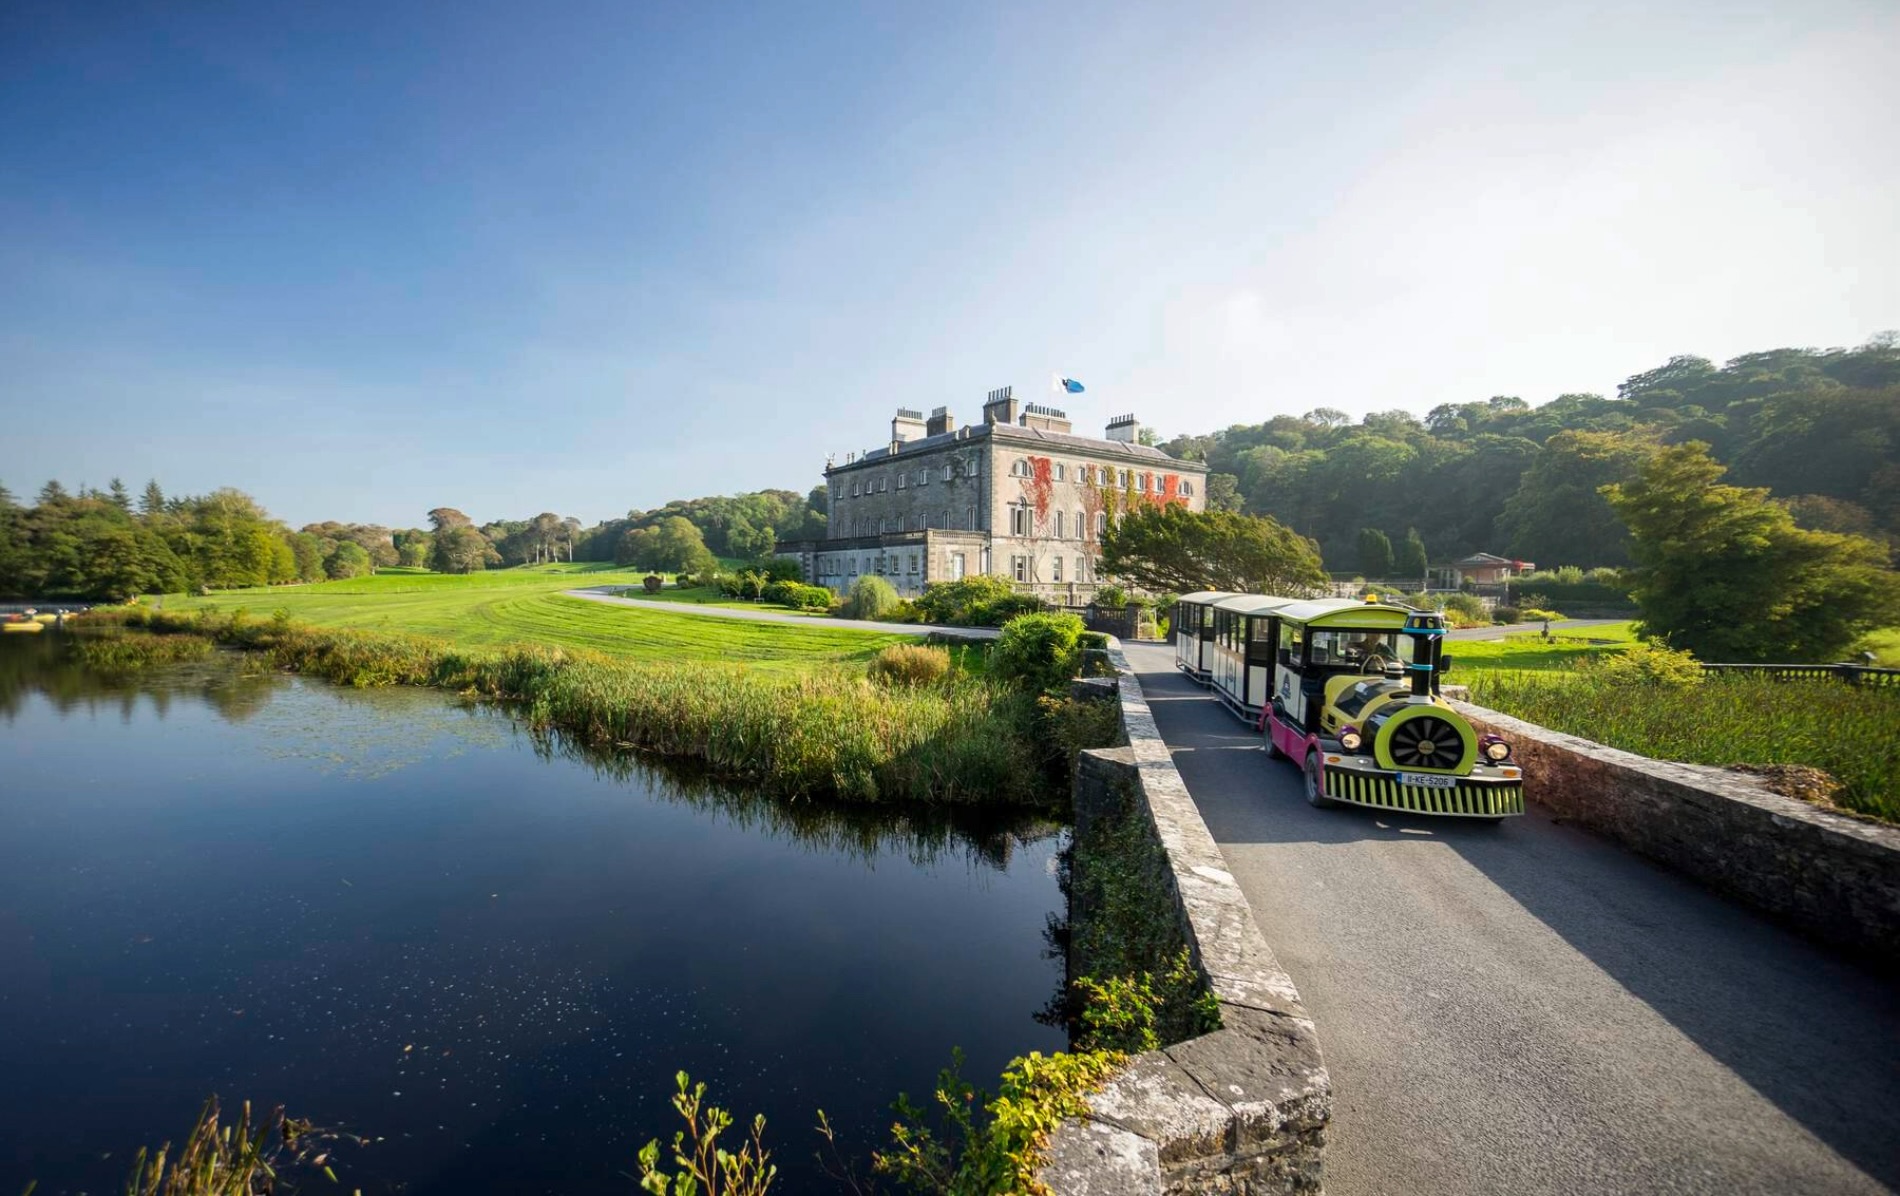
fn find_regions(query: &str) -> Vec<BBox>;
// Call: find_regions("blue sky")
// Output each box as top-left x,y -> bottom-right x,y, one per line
3,0 -> 1896,528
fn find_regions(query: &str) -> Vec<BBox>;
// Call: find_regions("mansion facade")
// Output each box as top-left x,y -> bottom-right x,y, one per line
774,386 -> 1208,601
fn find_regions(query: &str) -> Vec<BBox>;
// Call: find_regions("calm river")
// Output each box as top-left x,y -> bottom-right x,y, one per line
0,637 -> 1066,1194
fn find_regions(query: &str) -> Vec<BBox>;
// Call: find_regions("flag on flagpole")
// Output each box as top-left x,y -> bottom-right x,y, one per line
1052,376 -> 1086,395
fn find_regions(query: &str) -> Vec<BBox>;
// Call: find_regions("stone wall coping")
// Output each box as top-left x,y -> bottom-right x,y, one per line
1040,643 -> 1331,1194
1453,700 -> 1900,963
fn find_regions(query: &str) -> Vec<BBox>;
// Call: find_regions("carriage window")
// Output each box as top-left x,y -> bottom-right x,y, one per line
1308,630 -> 1400,668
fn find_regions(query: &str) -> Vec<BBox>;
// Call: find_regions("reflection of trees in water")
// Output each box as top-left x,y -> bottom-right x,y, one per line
515,720 -> 1066,871
3,636 -> 1066,871
0,635 -> 281,724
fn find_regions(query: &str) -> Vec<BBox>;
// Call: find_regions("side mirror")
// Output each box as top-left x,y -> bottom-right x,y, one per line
1278,648 -> 1294,669
1440,654 -> 1453,674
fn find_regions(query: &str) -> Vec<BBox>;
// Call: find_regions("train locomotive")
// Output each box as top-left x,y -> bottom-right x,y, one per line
1174,594 -> 1524,820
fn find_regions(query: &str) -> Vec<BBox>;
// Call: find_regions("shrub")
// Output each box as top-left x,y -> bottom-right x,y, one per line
991,612 -> 1085,693
760,557 -> 803,583
1520,606 -> 1565,623
761,580 -> 832,611
885,599 -> 923,623
840,575 -> 902,621
1492,606 -> 1521,625
1093,584 -> 1128,607
867,643 -> 951,687
1441,592 -> 1490,628
1580,639 -> 1703,687
916,575 -> 1018,625
643,574 -> 664,594
984,593 -> 1048,625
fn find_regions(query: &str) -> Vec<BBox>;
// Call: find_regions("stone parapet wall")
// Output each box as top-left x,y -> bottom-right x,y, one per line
1042,645 -> 1331,1195
1454,702 -> 1900,965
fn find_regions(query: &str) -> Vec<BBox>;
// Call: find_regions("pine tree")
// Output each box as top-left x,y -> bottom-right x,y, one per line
108,477 -> 132,511
140,480 -> 166,518
38,480 -> 69,504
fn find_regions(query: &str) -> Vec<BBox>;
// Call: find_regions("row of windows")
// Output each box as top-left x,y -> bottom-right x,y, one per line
1007,507 -> 1108,540
1009,555 -> 1094,583
847,508 -> 980,536
837,458 -> 980,501
1005,458 -> 1195,497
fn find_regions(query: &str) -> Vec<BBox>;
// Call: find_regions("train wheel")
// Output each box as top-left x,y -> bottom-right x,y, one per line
1264,731 -> 1282,759
1304,751 -> 1340,809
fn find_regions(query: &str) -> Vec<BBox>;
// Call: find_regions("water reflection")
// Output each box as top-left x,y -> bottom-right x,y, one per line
0,637 -> 1066,1196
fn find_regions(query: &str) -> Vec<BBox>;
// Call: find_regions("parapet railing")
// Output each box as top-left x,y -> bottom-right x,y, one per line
1700,662 -> 1900,688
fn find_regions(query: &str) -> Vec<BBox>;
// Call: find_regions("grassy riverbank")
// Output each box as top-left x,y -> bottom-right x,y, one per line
94,609 -> 1051,806
157,564 -> 913,670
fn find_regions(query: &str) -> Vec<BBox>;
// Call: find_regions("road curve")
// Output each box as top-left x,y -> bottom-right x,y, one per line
1121,641 -> 1899,1196
562,587 -> 999,638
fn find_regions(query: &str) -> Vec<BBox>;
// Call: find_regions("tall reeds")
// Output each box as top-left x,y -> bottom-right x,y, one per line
93,607 -> 1051,806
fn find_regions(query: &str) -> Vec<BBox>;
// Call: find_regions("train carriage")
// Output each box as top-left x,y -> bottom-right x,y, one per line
1207,593 -> 1295,720
1259,598 -> 1524,820
1173,592 -> 1237,682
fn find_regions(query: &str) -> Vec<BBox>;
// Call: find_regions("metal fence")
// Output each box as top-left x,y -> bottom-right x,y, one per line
1700,662 -> 1900,689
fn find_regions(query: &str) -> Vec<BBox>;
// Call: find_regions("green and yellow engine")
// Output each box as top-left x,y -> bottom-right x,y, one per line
1307,616 -> 1526,819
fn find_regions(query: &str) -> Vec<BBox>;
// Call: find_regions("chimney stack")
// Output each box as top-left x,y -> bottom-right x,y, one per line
891,408 -> 927,445
982,385 -> 1019,426
1021,403 -> 1072,434
925,405 -> 956,437
1106,414 -> 1139,443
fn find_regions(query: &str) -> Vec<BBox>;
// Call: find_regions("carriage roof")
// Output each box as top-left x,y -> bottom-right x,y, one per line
1177,591 -> 1239,605
1272,598 -> 1417,628
1211,593 -> 1298,616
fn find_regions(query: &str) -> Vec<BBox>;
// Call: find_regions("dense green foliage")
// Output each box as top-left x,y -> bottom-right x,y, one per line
1607,443 -> 1899,661
1099,505 -> 1328,597
1158,337 -> 1900,569
990,612 -> 1086,694
840,575 -> 902,620
579,488 -> 826,564
914,575 -> 1048,627
1469,668 -> 1900,823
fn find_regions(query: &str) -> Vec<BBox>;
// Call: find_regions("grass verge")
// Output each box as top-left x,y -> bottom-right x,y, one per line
1469,669 -> 1900,823
101,608 -> 1049,806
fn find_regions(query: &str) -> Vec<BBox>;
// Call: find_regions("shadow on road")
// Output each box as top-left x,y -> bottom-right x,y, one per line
1125,644 -> 1900,1192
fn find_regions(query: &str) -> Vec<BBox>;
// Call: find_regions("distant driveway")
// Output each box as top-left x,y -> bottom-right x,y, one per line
563,587 -> 1000,639
1447,617 -> 1624,641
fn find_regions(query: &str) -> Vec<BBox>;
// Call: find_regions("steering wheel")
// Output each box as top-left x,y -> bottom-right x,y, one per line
1363,652 -> 1395,675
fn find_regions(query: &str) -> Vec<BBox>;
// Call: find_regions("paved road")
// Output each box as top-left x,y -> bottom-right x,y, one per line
563,588 -> 1000,638
1122,641 -> 1899,1196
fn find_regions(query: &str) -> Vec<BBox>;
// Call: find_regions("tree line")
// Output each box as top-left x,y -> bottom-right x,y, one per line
1159,335 -> 1900,573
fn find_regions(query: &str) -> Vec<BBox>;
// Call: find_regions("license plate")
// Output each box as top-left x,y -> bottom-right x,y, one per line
1397,772 -> 1457,789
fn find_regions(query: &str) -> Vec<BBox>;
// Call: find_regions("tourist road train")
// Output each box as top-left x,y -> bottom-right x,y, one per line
1174,593 -> 1524,820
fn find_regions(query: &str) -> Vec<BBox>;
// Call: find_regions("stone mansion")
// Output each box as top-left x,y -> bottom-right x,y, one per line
774,386 -> 1208,601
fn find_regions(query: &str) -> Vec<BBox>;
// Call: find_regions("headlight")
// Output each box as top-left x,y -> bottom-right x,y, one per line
1480,735 -> 1511,763
1339,725 -> 1363,752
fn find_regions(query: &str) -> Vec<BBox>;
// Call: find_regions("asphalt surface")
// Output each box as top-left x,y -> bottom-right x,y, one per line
1122,641 -> 1900,1196
563,587 -> 999,637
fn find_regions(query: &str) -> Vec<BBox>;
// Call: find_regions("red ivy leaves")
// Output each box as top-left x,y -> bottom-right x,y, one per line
1024,456 -> 1055,522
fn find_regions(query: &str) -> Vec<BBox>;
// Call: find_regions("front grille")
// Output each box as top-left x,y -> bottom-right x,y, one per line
1388,715 -> 1460,768
1328,770 -> 1524,817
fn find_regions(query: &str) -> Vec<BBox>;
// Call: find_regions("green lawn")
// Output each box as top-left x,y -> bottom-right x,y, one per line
1447,622 -> 1636,674
1853,627 -> 1900,667
159,565 -> 913,670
